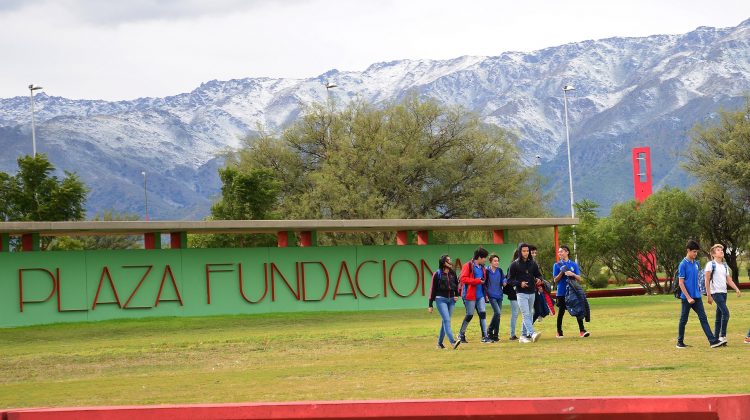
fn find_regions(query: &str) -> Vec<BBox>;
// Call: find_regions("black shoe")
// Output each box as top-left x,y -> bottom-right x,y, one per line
676,342 -> 689,349
509,335 -> 519,341
436,343 -> 445,349
459,335 -> 468,343
709,340 -> 724,348
452,340 -> 461,350
481,336 -> 492,343
491,335 -> 500,342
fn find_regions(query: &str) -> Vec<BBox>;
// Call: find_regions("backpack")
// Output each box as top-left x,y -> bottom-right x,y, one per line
672,259 -> 728,298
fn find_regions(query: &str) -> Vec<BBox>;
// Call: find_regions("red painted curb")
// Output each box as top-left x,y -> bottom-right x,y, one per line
5,395 -> 749,420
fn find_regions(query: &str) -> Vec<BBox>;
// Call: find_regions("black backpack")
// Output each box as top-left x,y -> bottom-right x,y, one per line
671,272 -> 681,298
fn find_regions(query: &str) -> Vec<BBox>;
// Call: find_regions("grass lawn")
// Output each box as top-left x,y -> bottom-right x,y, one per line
1,294 -> 749,408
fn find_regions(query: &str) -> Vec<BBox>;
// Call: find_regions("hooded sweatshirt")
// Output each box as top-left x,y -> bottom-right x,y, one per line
508,244 -> 542,294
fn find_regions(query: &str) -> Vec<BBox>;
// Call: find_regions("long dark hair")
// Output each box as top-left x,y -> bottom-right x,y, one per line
439,254 -> 450,271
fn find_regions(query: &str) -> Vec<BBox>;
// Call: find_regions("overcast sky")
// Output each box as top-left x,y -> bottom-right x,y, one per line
1,0 -> 748,101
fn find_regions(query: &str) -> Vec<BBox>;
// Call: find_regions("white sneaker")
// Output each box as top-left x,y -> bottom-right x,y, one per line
519,336 -> 532,343
719,336 -> 727,342
531,332 -> 541,342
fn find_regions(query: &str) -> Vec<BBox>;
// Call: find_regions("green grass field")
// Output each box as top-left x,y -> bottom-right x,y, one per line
1,294 -> 748,409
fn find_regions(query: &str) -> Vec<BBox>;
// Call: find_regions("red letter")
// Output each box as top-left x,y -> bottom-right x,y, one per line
18,268 -> 57,312
239,263 -> 268,304
122,265 -> 153,309
56,268 -> 87,313
354,260 -> 380,299
333,261 -> 358,300
420,259 -> 433,296
155,265 -> 184,307
270,263 -> 300,301
205,263 -> 234,304
301,261 -> 330,301
389,260 -> 420,297
92,266 -> 122,309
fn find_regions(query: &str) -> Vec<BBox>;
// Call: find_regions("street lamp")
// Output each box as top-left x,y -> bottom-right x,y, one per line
29,84 -> 43,157
324,82 -> 337,141
562,84 -> 578,261
141,171 -> 149,221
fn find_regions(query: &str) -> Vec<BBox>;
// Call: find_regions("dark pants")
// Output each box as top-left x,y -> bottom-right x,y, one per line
556,297 -> 584,335
677,298 -> 716,344
711,293 -> 730,338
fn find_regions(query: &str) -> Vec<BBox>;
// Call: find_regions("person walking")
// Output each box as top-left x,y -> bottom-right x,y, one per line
676,240 -> 725,349
458,247 -> 489,344
504,251 -> 520,341
508,243 -> 543,343
428,254 -> 461,349
485,254 -> 505,342
704,244 -> 742,343
552,245 -> 589,338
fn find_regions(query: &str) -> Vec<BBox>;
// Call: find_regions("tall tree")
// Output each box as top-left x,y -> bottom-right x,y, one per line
685,99 -> 750,283
232,95 -> 547,245
0,154 -> 87,222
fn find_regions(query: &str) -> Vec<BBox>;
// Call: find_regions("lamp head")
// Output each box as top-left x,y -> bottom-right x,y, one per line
29,84 -> 43,91
563,85 -> 575,92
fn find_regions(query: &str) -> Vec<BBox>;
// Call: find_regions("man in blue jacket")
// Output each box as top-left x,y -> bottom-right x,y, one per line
676,240 -> 725,349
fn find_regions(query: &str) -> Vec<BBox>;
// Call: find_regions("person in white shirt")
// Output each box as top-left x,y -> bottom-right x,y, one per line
704,244 -> 742,343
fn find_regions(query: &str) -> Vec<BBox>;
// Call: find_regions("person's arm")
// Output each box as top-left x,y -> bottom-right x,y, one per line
726,268 -> 742,297
428,272 -> 439,311
566,263 -> 581,282
678,277 -> 693,303
705,263 -> 713,305
552,263 -> 562,283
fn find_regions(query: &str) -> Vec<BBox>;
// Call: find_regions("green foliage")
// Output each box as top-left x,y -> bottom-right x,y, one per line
559,199 -> 600,280
685,100 -> 750,284
47,211 -> 142,251
0,154 -> 87,222
190,166 -> 281,248
586,189 -> 701,294
228,95 -> 547,245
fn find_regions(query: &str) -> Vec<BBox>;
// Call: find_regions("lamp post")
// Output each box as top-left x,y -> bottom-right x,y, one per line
324,82 -> 337,142
28,84 -> 43,157
141,171 -> 149,221
562,84 -> 577,261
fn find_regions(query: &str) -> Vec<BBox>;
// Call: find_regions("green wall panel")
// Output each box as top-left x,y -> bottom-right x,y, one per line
0,243 -> 516,327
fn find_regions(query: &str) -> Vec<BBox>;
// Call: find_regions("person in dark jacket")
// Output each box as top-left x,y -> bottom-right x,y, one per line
457,247 -> 489,343
428,254 -> 461,349
507,243 -> 543,343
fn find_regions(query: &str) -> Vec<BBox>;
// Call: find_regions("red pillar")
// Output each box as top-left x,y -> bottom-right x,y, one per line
299,231 -> 317,247
277,231 -> 289,247
144,232 -> 161,250
170,232 -> 186,249
416,231 -> 430,246
492,230 -> 505,244
21,233 -> 39,251
633,146 -> 656,284
396,231 -> 409,246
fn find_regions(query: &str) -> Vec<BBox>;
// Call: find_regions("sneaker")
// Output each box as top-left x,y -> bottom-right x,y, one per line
519,336 -> 532,343
491,335 -> 500,342
481,336 -> 492,344
459,335 -> 468,344
451,340 -> 461,350
718,336 -> 727,342
744,337 -> 750,344
531,332 -> 541,342
436,343 -> 445,349
509,335 -> 519,341
676,342 -> 688,349
580,331 -> 590,338
710,340 -> 725,348
556,333 -> 565,339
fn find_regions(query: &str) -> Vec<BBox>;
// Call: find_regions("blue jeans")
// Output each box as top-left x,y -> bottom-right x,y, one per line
677,298 -> 716,344
509,299 -> 520,337
711,293 -> 730,338
488,297 -> 503,338
459,298 -> 487,337
517,293 -> 536,337
435,296 -> 456,345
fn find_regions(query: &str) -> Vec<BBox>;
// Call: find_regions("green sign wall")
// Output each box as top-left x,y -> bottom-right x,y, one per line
0,244 -> 515,327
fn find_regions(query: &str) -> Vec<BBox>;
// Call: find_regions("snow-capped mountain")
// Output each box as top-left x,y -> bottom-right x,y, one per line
1,19 -> 749,219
